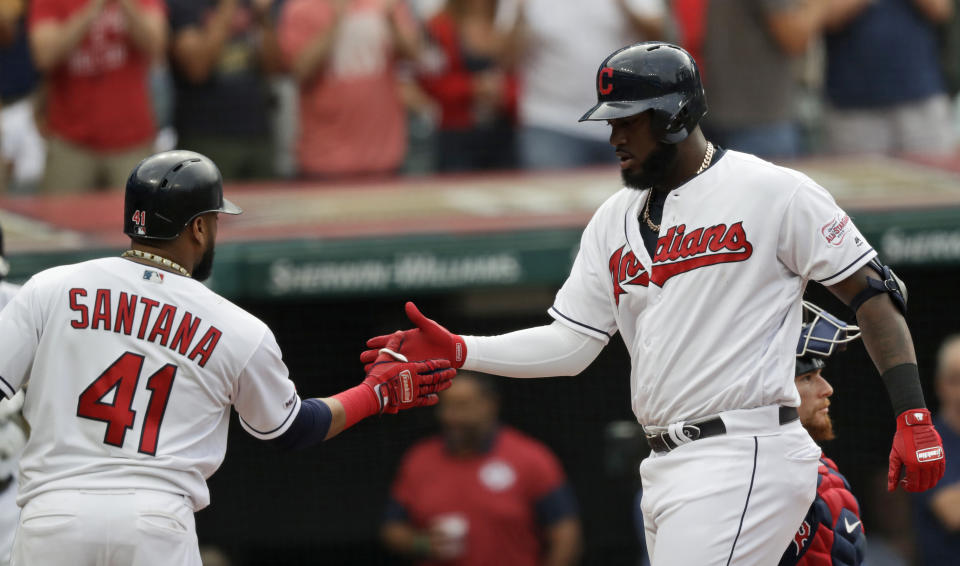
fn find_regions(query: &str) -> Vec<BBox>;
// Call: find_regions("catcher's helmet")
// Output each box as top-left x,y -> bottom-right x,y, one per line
795,302 -> 861,376
579,42 -> 707,143
124,150 -> 242,240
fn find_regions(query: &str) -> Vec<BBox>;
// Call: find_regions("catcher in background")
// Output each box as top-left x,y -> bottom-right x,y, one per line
780,302 -> 866,566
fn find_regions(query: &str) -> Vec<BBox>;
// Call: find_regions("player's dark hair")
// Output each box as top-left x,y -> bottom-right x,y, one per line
458,372 -> 500,402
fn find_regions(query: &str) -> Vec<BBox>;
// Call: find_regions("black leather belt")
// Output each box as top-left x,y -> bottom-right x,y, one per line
645,406 -> 799,454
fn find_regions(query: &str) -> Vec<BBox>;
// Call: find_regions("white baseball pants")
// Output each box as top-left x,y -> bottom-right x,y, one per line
640,406 -> 820,566
11,490 -> 201,566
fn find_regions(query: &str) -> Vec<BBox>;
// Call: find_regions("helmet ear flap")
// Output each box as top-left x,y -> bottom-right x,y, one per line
666,104 -> 690,136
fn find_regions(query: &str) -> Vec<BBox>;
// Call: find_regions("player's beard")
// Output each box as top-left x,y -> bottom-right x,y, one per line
192,245 -> 215,282
621,142 -> 680,191
806,414 -> 835,443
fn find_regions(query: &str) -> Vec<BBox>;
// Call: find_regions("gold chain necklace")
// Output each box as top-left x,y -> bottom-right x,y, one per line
642,141 -> 715,232
121,249 -> 191,277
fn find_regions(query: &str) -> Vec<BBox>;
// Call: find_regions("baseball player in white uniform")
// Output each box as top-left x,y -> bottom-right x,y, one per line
0,151 -> 456,566
362,43 -> 946,565
0,223 -> 24,566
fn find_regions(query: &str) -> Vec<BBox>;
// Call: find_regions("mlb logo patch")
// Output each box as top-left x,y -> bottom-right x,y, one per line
143,270 -> 165,283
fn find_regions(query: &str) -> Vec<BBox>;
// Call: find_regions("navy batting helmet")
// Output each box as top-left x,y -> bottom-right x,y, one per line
580,42 -> 707,144
124,151 -> 242,240
795,302 -> 861,376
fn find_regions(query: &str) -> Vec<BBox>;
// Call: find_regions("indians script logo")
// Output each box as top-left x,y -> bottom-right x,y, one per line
608,222 -> 753,304
792,521 -> 812,555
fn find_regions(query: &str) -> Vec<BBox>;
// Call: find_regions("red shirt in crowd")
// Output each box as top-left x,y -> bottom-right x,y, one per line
29,0 -> 162,150
387,427 -> 578,566
417,11 -> 517,131
279,0 -> 411,177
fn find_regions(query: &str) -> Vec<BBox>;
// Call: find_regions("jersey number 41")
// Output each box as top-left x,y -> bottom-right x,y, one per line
76,352 -> 176,456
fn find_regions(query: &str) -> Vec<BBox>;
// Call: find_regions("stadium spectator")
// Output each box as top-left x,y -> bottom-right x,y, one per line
910,335 -> 960,565
28,0 -> 166,193
381,371 -> 582,566
495,0 -> 665,170
167,0 -> 283,180
1,0 -> 45,193
701,0 -> 828,158
822,0 -> 955,155
416,0 -> 518,172
278,0 -> 420,178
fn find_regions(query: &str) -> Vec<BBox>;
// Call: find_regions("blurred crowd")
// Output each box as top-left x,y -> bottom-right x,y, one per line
1,0 -> 960,191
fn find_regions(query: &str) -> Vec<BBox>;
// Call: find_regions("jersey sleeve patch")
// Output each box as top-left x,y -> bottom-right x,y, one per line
549,306 -> 613,342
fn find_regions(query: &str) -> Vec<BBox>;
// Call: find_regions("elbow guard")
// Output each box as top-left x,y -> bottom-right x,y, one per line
848,258 -> 907,315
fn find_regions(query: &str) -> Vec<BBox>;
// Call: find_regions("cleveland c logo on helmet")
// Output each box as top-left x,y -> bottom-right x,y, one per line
598,67 -> 614,95
581,42 -> 708,144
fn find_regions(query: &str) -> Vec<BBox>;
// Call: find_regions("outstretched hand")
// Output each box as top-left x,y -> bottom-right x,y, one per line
360,302 -> 467,370
362,332 -> 457,414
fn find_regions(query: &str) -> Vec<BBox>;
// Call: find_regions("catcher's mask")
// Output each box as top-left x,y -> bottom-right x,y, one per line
796,301 -> 861,376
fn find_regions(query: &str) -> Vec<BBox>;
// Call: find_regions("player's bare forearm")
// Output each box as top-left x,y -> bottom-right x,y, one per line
319,397 -> 346,440
30,0 -> 104,71
544,518 -> 582,566
827,266 -> 916,373
913,0 -> 953,23
291,1 -> 347,82
117,0 -> 166,59
172,1 -> 237,83
853,295 -> 916,373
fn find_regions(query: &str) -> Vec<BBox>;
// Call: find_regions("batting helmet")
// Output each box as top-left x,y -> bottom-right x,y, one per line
124,150 -> 242,240
795,302 -> 861,376
579,42 -> 707,144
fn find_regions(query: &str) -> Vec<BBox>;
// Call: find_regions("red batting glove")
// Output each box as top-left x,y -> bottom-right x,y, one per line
362,337 -> 457,415
888,408 -> 945,492
360,302 -> 467,370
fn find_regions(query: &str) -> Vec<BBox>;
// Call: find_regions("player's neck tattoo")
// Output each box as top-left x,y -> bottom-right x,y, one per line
642,141 -> 714,231
121,249 -> 192,278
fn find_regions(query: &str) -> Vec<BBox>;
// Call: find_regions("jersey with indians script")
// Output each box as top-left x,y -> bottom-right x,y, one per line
550,150 -> 876,425
0,257 -> 301,510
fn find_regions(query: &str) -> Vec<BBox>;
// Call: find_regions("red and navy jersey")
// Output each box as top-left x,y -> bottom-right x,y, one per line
780,454 -> 866,566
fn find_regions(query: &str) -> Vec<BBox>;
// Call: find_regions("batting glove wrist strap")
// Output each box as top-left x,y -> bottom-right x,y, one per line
331,383 -> 382,430
888,408 -> 945,492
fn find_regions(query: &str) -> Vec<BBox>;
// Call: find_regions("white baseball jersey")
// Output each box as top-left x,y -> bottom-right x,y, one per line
0,258 -> 302,510
0,281 -> 19,311
0,280 -> 24,566
551,150 -> 876,426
